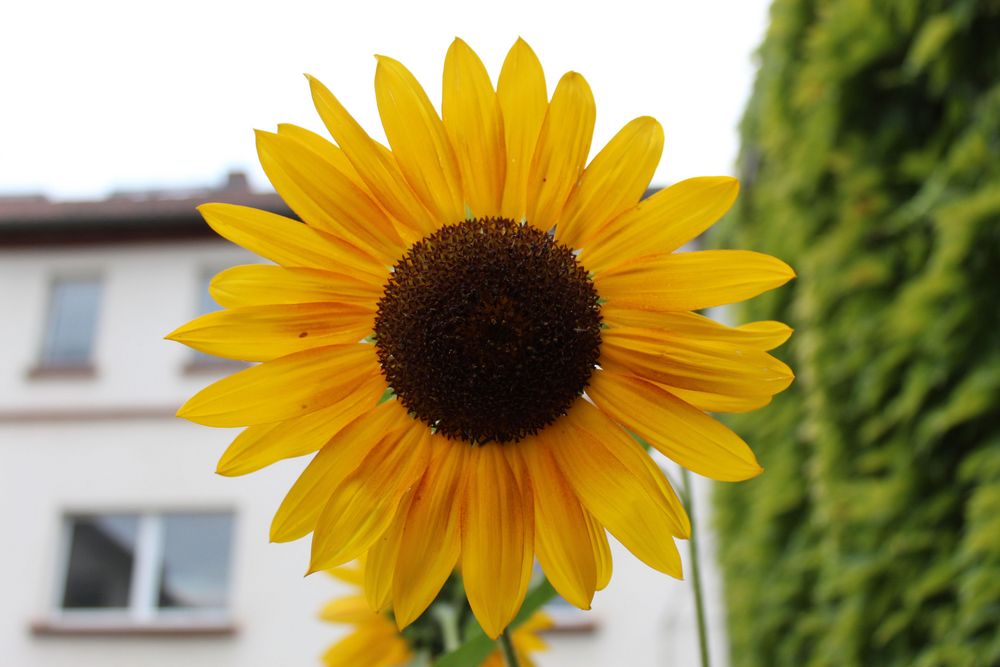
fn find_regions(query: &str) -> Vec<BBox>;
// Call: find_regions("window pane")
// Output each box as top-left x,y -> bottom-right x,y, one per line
198,271 -> 221,315
42,278 -> 101,366
191,271 -> 223,364
157,513 -> 233,610
61,515 -> 139,609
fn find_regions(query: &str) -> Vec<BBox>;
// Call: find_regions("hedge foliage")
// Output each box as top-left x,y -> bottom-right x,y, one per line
711,1 -> 1000,665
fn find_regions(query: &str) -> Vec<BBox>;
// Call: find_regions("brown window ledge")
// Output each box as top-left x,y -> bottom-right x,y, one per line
544,619 -> 600,634
26,364 -> 97,380
30,618 -> 237,637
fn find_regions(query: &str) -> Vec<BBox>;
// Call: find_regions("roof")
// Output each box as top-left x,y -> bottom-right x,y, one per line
0,172 -> 290,246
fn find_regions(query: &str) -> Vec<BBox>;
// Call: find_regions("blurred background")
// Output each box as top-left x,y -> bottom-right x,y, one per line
1,0 -> 997,666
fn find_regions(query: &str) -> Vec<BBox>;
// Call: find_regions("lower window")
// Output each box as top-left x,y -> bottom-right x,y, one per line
56,511 -> 234,625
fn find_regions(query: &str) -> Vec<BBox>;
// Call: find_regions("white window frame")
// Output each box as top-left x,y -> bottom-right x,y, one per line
52,510 -> 235,628
37,272 -> 103,369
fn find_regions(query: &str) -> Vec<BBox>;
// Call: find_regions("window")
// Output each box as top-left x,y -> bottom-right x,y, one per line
186,268 -> 237,370
197,269 -> 222,318
39,277 -> 102,368
55,512 -> 234,625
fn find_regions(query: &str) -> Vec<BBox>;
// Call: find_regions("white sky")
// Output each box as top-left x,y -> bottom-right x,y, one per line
1,0 -> 770,200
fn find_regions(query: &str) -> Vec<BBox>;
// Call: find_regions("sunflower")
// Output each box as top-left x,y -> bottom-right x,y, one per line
320,563 -> 550,667
169,37 -> 794,639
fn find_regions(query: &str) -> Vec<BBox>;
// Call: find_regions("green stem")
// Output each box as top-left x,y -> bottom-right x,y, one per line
682,467 -> 711,667
498,628 -> 521,667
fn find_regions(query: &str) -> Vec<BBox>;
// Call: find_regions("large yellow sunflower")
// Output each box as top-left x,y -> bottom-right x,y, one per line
320,563 -> 550,667
170,37 -> 794,639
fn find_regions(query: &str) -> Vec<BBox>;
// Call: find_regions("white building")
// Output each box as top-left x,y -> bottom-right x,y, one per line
0,173 -> 729,666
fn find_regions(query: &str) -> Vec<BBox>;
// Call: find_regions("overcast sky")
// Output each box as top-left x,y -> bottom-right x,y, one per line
1,0 -> 771,200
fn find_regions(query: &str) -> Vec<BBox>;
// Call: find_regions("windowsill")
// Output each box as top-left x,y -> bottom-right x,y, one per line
544,617 -> 599,634
544,619 -> 599,634
26,364 -> 97,381
182,358 -> 248,375
30,618 -> 238,637
542,608 -> 600,634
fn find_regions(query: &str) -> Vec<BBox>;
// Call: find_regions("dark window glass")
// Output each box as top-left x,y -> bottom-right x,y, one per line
157,513 -> 233,609
41,278 -> 102,366
61,515 -> 138,609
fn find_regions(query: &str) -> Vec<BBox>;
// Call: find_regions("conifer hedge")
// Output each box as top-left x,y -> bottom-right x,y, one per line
711,1 -> 1000,665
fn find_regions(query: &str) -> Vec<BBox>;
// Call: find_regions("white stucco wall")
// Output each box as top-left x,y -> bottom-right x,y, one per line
0,237 -> 730,666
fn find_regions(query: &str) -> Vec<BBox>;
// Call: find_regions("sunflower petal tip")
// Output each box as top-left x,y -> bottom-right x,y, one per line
254,128 -> 277,145
393,610 -> 415,631
195,202 -> 217,217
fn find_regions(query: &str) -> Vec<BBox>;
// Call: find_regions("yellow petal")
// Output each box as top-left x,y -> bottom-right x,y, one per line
176,344 -> 379,427
600,327 -> 793,398
525,72 -> 595,232
270,399 -> 412,543
602,308 -> 793,352
215,374 -> 384,476
518,437 -> 597,609
548,400 -> 686,575
596,249 -> 796,312
497,38 -> 547,221
327,563 -> 364,586
443,38 -> 506,217
733,320 -> 794,350
584,510 -> 612,590
256,130 -> 404,263
318,594 -> 377,623
373,56 -> 465,224
581,177 -> 739,272
322,624 -> 411,667
364,487 -> 415,613
210,264 -> 382,309
461,444 -> 534,639
307,74 -> 437,238
166,302 -> 374,361
589,370 -> 762,481
392,440 -> 467,628
199,203 -> 385,279
665,386 -> 774,414
555,116 -> 663,249
310,423 -> 430,571
276,123 -> 370,195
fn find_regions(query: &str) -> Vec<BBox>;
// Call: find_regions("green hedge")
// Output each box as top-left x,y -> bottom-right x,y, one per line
711,1 -> 1000,666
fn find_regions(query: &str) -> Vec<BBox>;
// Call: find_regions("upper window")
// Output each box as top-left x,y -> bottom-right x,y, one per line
197,269 -> 222,318
186,269 -> 230,369
57,511 -> 234,623
40,277 -> 102,368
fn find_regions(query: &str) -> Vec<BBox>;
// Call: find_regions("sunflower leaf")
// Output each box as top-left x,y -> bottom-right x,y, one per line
432,579 -> 557,667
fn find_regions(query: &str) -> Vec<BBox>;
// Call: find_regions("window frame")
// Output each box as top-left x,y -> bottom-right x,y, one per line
183,265 -> 245,374
49,509 -> 236,629
34,273 -> 104,373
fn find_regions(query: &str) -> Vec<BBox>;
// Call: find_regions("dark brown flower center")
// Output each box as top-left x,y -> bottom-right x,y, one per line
374,217 -> 602,444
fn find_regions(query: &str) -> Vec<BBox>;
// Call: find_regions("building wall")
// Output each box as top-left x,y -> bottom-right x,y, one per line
0,237 -> 730,666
